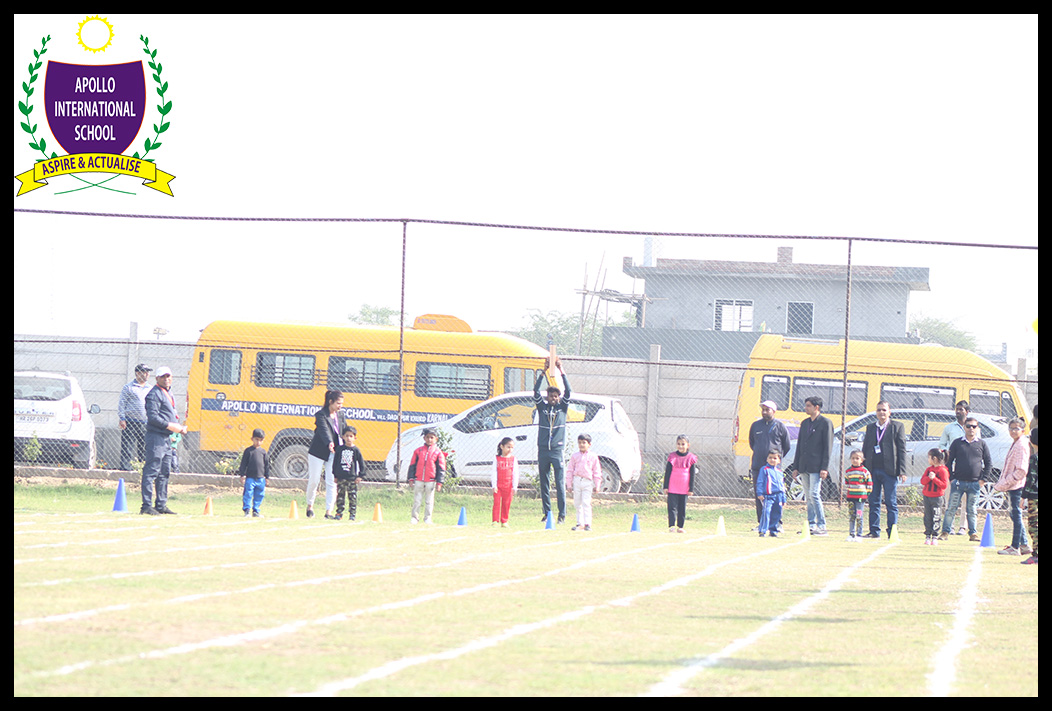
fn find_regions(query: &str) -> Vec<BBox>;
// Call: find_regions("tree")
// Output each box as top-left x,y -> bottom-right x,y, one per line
908,314 -> 978,351
348,304 -> 403,327
510,307 -> 635,357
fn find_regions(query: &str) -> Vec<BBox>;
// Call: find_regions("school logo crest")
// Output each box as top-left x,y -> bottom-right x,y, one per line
15,16 -> 175,197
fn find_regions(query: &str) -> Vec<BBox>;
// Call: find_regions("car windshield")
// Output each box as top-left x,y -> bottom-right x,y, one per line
14,376 -> 71,402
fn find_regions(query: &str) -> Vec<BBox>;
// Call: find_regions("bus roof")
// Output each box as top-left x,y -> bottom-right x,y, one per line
746,334 -> 1012,381
196,320 -> 548,359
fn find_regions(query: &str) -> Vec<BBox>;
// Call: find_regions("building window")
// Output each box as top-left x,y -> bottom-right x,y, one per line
714,299 -> 753,332
786,302 -> 814,335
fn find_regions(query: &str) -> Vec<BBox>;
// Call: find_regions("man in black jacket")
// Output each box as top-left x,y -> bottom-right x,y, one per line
861,401 -> 907,538
793,396 -> 834,536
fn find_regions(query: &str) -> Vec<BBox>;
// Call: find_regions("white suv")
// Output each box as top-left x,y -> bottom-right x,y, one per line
385,391 -> 642,492
14,371 -> 100,469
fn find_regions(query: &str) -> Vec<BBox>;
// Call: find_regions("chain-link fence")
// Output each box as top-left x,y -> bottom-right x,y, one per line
13,212 -> 1038,511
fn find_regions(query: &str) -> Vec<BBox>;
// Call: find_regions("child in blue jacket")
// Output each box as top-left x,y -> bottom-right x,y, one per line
756,450 -> 786,537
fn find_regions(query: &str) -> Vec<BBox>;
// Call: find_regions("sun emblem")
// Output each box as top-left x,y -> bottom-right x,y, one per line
77,15 -> 115,54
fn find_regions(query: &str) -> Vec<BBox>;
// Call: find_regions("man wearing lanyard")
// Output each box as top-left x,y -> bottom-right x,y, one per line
141,366 -> 187,515
534,358 -> 571,524
861,401 -> 907,538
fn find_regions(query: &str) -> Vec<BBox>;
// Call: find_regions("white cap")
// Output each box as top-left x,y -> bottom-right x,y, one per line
155,366 -> 173,377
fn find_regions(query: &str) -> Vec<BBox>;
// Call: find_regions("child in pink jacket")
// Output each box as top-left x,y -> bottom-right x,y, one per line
567,434 -> 602,531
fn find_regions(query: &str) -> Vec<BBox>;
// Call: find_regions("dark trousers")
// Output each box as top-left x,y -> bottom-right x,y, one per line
923,495 -> 943,536
868,468 -> 899,536
120,420 -> 147,470
667,493 -> 687,528
335,478 -> 358,519
538,450 -> 566,518
141,431 -> 172,509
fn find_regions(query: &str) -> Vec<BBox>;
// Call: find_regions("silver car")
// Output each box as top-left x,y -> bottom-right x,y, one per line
385,391 -> 642,492
783,409 -> 1014,510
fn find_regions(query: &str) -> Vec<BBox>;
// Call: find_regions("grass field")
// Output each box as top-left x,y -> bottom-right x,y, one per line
13,479 -> 1038,696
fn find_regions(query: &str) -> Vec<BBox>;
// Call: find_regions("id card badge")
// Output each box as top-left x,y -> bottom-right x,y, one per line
873,444 -> 881,455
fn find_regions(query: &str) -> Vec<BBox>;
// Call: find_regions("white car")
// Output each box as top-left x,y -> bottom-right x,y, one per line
14,370 -> 100,469
782,409 -> 1015,510
385,391 -> 641,492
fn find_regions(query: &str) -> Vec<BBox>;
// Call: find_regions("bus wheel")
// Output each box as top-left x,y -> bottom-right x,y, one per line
273,443 -> 310,479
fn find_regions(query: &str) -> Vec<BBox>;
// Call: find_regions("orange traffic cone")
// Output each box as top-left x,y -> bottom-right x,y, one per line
203,497 -> 214,516
372,502 -> 383,523
289,500 -> 299,519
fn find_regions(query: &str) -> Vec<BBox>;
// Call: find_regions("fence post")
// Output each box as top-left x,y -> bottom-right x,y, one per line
646,343 -> 661,456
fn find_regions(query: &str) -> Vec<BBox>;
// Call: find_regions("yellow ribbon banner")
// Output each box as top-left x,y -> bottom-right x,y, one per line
15,153 -> 175,196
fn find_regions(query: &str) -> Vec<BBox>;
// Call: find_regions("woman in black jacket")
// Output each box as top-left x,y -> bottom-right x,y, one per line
305,389 -> 345,519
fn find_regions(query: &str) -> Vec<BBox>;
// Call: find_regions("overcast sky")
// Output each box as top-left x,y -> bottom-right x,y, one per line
13,14 -> 1038,360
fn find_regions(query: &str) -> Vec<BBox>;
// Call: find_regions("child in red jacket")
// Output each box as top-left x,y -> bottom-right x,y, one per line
923,448 -> 950,545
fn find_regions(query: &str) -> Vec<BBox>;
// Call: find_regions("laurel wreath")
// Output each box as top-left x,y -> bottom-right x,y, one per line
18,35 -> 54,163
136,35 -> 172,163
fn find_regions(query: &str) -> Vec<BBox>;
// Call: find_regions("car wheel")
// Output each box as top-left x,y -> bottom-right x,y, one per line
783,465 -> 804,502
977,481 -> 1008,511
598,458 -> 623,493
273,443 -> 310,479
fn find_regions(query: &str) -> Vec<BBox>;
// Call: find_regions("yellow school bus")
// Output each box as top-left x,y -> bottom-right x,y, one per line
732,334 -> 1029,478
184,316 -> 547,477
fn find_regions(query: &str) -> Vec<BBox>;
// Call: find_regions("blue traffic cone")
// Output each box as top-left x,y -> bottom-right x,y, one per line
979,512 -> 996,548
545,510 -> 554,530
456,506 -> 467,526
112,477 -> 128,513
630,514 -> 641,532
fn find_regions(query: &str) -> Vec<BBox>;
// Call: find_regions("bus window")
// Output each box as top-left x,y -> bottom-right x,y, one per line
504,367 -> 542,393
969,389 -> 999,415
881,383 -> 955,411
254,352 -> 316,390
209,350 -> 241,385
791,378 -> 868,416
1001,391 -> 1017,418
328,356 -> 398,395
415,362 -> 492,400
760,375 -> 790,411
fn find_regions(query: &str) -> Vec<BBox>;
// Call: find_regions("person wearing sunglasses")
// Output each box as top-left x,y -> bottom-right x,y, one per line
940,416 -> 993,541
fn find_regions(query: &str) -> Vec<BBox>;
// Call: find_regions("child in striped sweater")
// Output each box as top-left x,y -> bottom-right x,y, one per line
844,450 -> 872,541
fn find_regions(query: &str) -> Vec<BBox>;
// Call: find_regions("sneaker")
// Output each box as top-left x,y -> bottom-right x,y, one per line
140,506 -> 159,515
1019,545 -> 1032,555
324,512 -> 336,520
349,516 -> 355,522
155,506 -> 177,515
846,535 -> 857,542
306,508 -> 315,519
244,510 -> 250,517
501,522 -> 509,528
769,531 -> 779,538
334,514 -> 342,520
956,526 -> 967,536
676,527 -> 684,533
541,514 -> 549,523
1021,556 -> 1038,565
584,524 -> 591,531
557,516 -> 565,524
998,546 -> 1020,556
813,528 -> 828,536
669,526 -> 677,533
571,524 -> 580,531
492,521 -> 500,527
758,532 -> 766,537
862,532 -> 881,539
252,511 -> 263,518
969,533 -> 981,542
937,532 -> 950,541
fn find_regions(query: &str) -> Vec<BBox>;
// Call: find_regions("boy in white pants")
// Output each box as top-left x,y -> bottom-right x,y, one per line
567,434 -> 601,531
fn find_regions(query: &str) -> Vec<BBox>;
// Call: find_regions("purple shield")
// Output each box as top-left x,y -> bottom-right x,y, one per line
44,61 -> 146,156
